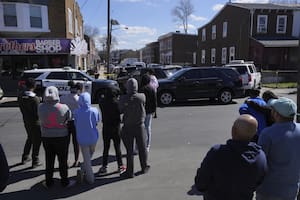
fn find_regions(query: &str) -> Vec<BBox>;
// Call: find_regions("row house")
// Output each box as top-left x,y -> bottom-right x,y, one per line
141,41 -> 159,64
197,2 -> 300,70
0,0 -> 89,80
158,32 -> 197,65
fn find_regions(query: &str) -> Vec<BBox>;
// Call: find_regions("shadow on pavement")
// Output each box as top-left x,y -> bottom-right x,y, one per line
0,176 -> 125,200
159,99 -> 238,108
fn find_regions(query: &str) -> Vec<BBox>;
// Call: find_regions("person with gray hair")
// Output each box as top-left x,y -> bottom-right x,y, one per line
194,114 -> 267,200
38,86 -> 75,188
256,97 -> 300,200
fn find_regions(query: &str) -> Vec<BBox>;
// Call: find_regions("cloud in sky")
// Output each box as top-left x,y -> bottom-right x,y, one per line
212,4 -> 224,12
123,25 -> 157,36
190,14 -> 207,22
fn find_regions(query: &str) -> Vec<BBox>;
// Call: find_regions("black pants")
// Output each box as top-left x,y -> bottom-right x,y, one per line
22,123 -> 42,164
42,136 -> 70,187
121,125 -> 148,176
102,124 -> 123,167
67,120 -> 79,163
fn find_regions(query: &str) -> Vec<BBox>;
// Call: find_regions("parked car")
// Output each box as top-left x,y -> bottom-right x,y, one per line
157,67 -> 245,105
224,60 -> 261,91
0,86 -> 4,100
18,67 -> 119,103
116,65 -> 182,93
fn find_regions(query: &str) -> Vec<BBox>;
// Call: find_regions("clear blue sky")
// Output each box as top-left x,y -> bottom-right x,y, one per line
76,0 -> 268,50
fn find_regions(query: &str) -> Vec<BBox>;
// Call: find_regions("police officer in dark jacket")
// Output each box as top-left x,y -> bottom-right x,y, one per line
18,78 -> 42,168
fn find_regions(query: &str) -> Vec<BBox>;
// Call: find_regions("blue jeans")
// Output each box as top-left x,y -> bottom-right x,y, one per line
144,113 -> 153,149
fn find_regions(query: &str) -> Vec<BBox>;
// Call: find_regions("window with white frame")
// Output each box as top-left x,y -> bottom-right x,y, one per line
211,48 -> 216,64
30,5 -> 42,28
221,48 -> 227,64
257,15 -> 268,33
201,50 -> 205,64
223,22 -> 228,38
212,25 -> 216,40
68,8 -> 73,33
202,28 -> 206,41
3,4 -> 17,27
276,15 -> 287,34
229,46 -> 235,61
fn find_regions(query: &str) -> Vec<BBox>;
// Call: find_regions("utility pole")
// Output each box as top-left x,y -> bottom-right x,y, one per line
106,0 -> 111,75
297,32 -> 300,123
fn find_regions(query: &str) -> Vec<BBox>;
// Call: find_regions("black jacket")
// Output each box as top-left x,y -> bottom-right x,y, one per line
99,86 -> 121,126
140,85 -> 157,114
0,144 -> 9,192
18,90 -> 40,125
194,140 -> 267,200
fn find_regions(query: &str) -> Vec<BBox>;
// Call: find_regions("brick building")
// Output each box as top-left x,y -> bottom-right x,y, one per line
197,2 -> 300,70
0,0 -> 88,80
158,32 -> 197,65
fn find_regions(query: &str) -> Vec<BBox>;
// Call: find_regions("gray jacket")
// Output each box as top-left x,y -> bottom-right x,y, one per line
38,86 -> 71,138
119,78 -> 145,127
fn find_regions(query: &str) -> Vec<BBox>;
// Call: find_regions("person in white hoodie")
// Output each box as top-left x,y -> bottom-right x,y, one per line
74,92 -> 100,184
38,86 -> 75,188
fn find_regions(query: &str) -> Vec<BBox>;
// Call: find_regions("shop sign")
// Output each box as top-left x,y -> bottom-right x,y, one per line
0,38 -> 71,55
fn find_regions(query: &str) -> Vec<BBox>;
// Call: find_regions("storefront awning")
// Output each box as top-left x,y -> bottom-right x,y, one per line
257,40 -> 299,48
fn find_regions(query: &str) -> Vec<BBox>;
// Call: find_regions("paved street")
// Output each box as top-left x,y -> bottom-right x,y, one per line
0,88 -> 297,200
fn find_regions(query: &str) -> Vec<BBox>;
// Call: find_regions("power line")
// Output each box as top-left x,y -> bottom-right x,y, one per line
80,0 -> 89,9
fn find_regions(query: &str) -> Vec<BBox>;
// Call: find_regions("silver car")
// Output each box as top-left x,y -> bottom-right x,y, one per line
0,86 -> 3,100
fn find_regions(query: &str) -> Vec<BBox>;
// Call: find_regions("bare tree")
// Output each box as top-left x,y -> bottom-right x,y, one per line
95,35 -> 118,51
172,0 -> 195,34
84,25 -> 100,38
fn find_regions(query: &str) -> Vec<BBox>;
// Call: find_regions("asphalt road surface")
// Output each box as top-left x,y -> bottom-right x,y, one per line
0,88 -> 296,200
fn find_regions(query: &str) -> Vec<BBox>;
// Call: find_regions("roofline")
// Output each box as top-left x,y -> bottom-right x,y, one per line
158,32 -> 197,40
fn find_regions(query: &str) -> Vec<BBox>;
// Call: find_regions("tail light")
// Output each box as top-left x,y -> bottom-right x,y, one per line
248,73 -> 251,82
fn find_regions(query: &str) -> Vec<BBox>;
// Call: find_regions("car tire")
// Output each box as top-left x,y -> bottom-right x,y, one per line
218,89 -> 232,104
159,91 -> 173,106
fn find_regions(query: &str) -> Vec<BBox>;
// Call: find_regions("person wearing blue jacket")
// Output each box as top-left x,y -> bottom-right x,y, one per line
74,92 -> 100,184
239,89 -> 267,142
194,114 -> 267,200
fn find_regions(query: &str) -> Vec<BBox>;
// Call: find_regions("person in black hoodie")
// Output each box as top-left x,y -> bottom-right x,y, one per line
194,114 -> 267,200
0,144 -> 9,192
140,74 -> 157,152
98,86 -> 126,174
18,78 -> 42,168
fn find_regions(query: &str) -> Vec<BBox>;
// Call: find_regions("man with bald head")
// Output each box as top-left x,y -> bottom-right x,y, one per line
194,114 -> 267,200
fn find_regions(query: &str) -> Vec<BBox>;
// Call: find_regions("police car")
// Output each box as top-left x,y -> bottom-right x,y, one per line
18,67 -> 118,103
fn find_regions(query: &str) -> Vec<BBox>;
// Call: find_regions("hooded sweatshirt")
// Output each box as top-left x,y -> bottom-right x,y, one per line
119,78 -> 146,127
38,86 -> 71,138
195,139 -> 267,200
99,86 -> 121,126
74,92 -> 100,145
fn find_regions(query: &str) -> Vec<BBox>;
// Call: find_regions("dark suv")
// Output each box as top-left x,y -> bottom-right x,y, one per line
157,67 -> 245,105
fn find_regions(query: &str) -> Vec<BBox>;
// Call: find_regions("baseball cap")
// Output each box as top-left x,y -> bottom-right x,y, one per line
268,97 -> 297,118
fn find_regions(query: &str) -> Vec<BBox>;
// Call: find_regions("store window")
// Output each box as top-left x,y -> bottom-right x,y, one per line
30,5 -> 42,28
3,4 -> 17,27
201,50 -> 205,64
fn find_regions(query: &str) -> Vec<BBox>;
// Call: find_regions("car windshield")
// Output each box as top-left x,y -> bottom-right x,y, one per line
168,68 -> 188,80
163,68 -> 181,77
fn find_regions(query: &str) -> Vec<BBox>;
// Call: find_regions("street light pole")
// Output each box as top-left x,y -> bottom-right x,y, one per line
106,0 -> 111,75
